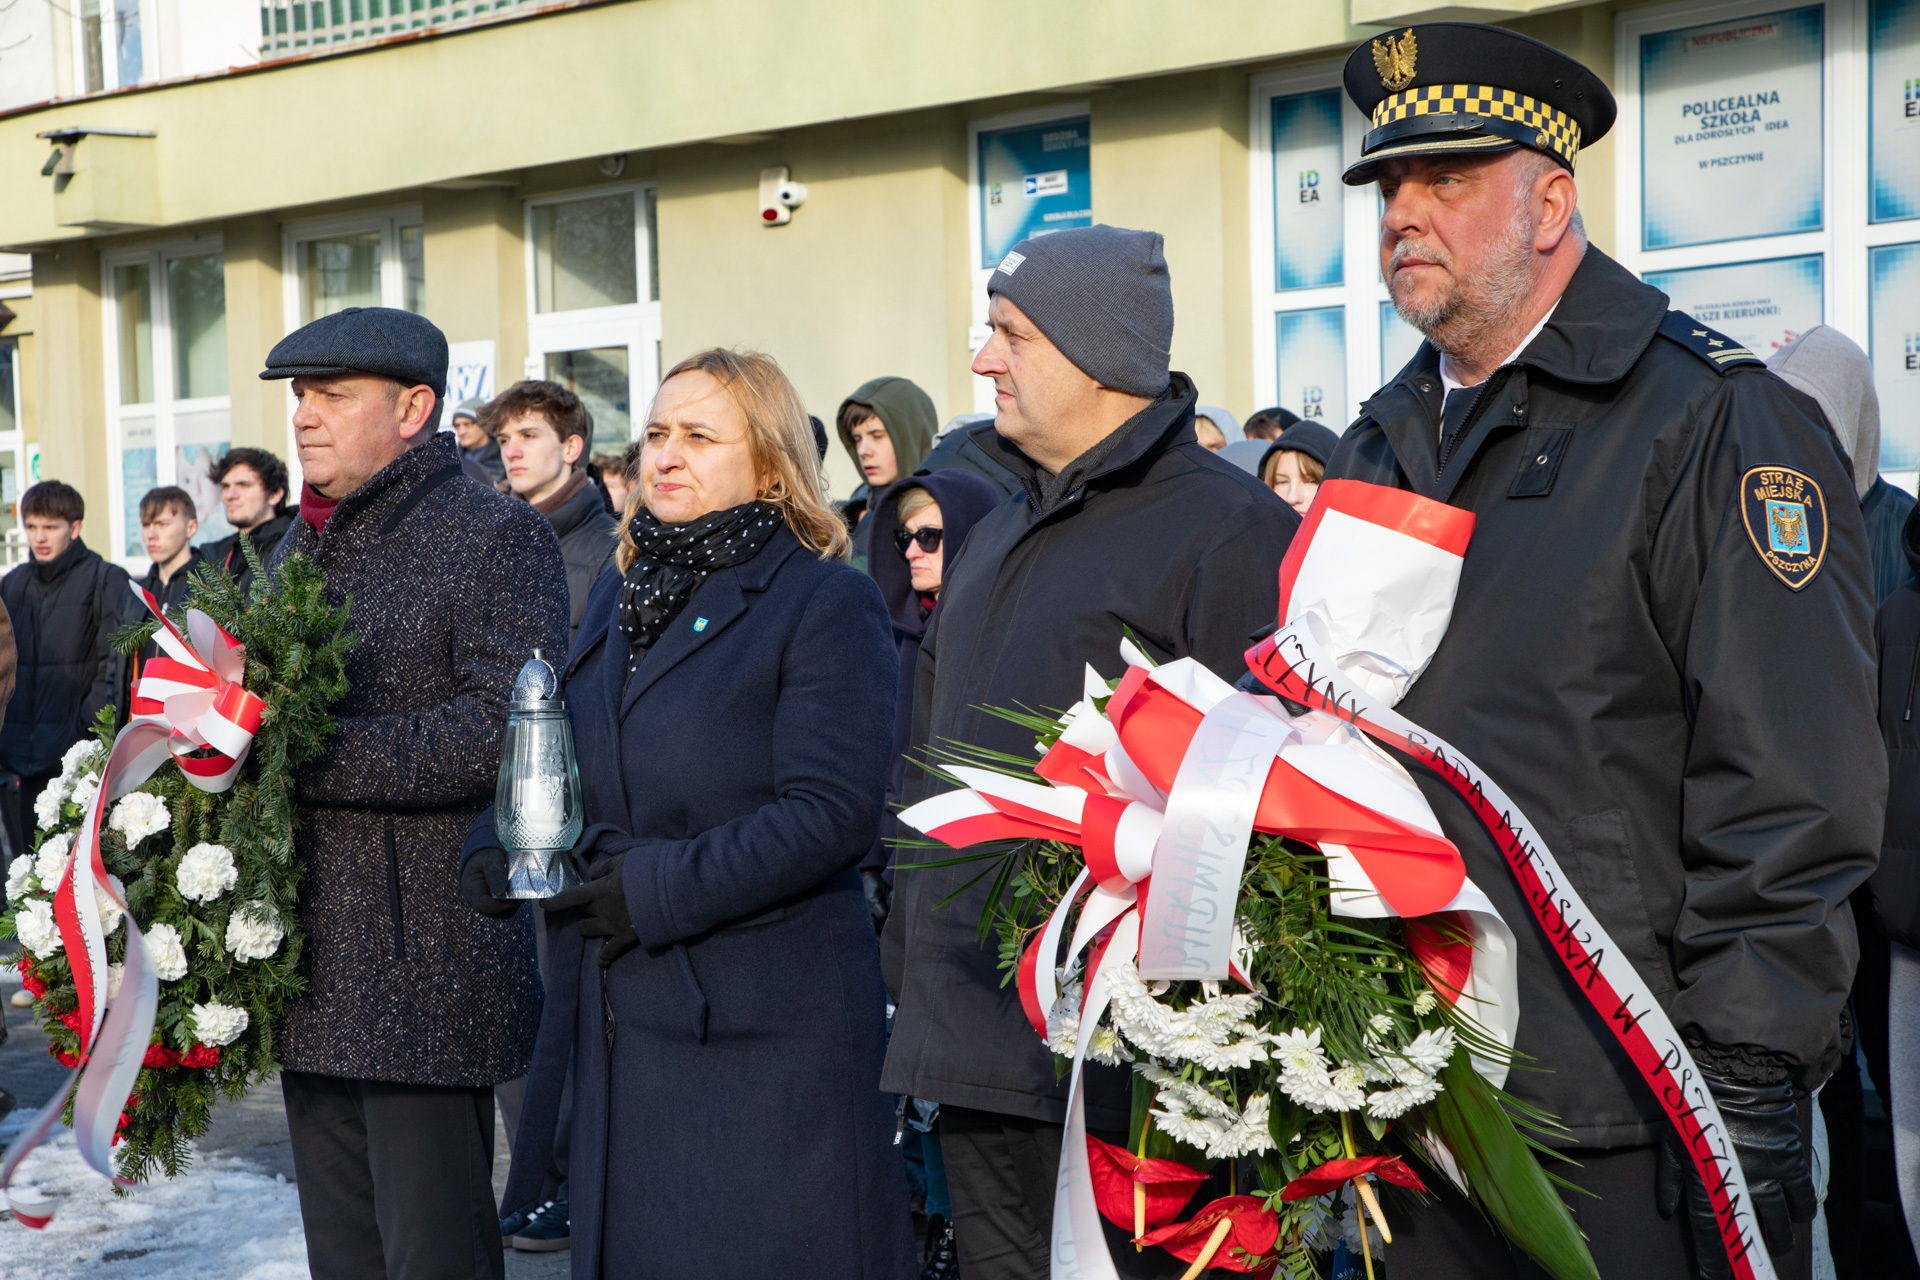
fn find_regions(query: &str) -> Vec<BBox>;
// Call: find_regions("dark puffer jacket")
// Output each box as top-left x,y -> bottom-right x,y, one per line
537,469 -> 619,639
202,512 -> 295,599
0,538 -> 135,780
269,434 -> 570,1086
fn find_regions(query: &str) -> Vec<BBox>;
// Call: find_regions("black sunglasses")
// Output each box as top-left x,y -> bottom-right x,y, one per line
894,526 -> 943,555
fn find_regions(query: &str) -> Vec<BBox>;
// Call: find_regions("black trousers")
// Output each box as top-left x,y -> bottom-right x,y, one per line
1388,1138 -> 1813,1280
939,1105 -> 1206,1280
281,1071 -> 504,1280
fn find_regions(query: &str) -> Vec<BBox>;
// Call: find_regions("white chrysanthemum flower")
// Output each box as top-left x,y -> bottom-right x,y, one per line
32,779 -> 67,832
67,774 -> 100,815
1398,1027 -> 1456,1081
143,922 -> 189,981
1204,1092 -> 1276,1159
1290,1060 -> 1368,1114
1366,1075 -> 1442,1120
1338,1189 -> 1386,1256
5,853 -> 33,900
107,962 -> 125,1000
108,792 -> 171,847
1367,1013 -> 1394,1037
1046,982 -> 1083,1058
224,903 -> 285,963
1086,1025 -> 1132,1067
191,1001 -> 249,1046
176,843 -> 239,902
1272,1026 -> 1327,1074
32,834 -> 73,891
94,882 -> 124,936
14,899 -> 60,956
1412,990 -> 1438,1016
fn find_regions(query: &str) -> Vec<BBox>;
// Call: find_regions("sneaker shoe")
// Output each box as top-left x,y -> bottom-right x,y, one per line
511,1198 -> 570,1252
9,989 -> 32,1009
921,1214 -> 958,1280
498,1201 -> 541,1243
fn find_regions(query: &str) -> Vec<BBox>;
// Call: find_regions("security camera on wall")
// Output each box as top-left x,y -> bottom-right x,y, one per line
759,166 -> 808,226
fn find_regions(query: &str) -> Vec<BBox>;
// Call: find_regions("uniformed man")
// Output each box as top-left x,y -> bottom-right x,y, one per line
1322,23 -> 1883,1279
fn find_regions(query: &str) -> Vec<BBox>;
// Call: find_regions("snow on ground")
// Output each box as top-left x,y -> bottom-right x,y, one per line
0,1119 -> 307,1279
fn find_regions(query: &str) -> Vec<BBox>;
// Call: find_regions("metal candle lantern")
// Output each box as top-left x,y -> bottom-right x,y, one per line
493,648 -> 583,898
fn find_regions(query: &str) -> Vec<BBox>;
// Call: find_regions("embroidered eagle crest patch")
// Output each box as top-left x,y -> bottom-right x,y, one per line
1373,29 -> 1418,92
1740,465 -> 1827,591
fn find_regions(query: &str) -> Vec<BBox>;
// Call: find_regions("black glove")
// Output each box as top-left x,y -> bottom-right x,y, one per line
859,867 -> 891,934
1655,1074 -> 1815,1278
459,847 -> 519,919
545,852 -> 638,969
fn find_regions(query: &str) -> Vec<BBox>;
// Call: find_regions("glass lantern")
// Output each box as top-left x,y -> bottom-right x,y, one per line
492,649 -> 583,898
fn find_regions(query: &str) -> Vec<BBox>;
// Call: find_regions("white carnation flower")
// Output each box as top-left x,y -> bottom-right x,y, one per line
108,792 -> 171,847
176,843 -> 239,902
5,853 -> 33,900
107,962 -> 125,1000
67,774 -> 100,814
58,740 -> 100,784
143,922 -> 189,981
32,833 -> 73,892
32,779 -> 67,832
224,903 -> 285,963
14,899 -> 61,957
190,1001 -> 249,1047
94,882 -> 124,936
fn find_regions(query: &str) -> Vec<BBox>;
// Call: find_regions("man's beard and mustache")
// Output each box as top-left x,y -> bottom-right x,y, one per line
1386,200 -> 1538,363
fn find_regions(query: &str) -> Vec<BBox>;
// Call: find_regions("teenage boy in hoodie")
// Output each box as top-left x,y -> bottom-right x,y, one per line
835,376 -> 936,572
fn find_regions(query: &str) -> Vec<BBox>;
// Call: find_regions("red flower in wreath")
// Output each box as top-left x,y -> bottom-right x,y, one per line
50,1046 -> 79,1068
142,1043 -> 183,1070
181,1044 -> 220,1069
21,971 -> 46,998
56,1007 -> 82,1034
1278,1154 -> 1427,1200
1134,1195 -> 1279,1274
1084,1135 -> 1210,1234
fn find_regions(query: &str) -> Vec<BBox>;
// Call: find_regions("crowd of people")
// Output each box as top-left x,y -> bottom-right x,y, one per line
1,19 -> 1917,1280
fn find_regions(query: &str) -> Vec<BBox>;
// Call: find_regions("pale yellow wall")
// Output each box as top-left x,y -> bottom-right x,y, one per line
223,213 -> 291,457
422,185 -> 531,384
1514,4 -> 1621,258
26,245 -> 107,531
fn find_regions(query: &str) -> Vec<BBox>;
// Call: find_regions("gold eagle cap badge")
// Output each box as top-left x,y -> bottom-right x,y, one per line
1373,29 -> 1418,92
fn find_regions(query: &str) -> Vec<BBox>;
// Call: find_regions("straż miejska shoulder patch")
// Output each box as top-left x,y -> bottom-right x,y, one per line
1740,465 -> 1827,591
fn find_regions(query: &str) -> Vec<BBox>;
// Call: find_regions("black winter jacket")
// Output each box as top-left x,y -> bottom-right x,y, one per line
1871,501 -> 1920,949
880,375 -> 1300,1128
1327,248 -> 1881,1146
135,548 -> 206,669
0,539 -> 135,780
269,435 -> 570,1086
540,472 -> 618,639
202,513 -> 294,600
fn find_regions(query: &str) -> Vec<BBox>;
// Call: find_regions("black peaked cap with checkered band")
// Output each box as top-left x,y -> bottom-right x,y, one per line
1341,22 -> 1616,185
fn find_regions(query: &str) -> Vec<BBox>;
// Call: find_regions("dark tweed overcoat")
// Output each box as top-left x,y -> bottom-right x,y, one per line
479,526 -> 918,1279
270,433 -> 569,1086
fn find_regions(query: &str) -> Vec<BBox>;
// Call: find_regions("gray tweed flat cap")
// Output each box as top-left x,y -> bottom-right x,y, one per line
259,306 -> 448,400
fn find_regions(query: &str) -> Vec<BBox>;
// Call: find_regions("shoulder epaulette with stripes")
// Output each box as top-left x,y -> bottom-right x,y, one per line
1657,310 -> 1767,374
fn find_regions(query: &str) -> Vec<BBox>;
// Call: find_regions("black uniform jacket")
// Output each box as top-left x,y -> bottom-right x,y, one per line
1330,248 -> 1883,1147
880,375 -> 1300,1128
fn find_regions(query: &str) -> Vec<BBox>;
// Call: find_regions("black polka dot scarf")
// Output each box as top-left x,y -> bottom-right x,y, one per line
617,501 -> 784,653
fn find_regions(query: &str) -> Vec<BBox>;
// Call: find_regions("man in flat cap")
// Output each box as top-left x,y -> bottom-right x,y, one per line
882,225 -> 1298,1278
1302,22 -> 1880,1279
261,306 -> 568,1280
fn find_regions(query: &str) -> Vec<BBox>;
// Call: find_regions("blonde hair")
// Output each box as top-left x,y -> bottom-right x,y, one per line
897,486 -> 938,523
617,348 -> 849,571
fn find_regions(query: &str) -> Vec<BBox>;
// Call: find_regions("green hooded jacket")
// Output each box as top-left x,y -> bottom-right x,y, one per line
837,376 -> 938,571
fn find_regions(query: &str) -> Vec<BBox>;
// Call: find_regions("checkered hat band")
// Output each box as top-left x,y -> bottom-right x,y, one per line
1370,84 -> 1581,165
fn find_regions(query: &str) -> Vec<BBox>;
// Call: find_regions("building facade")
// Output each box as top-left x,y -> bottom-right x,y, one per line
0,0 -> 1912,568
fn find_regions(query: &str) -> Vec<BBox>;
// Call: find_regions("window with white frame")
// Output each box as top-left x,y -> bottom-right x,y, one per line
283,207 -> 425,327
967,105 -> 1091,412
103,239 -> 232,565
75,0 -> 144,94
523,184 -> 660,459
0,337 -> 22,567
1249,67 -> 1426,429
1618,0 -> 1920,473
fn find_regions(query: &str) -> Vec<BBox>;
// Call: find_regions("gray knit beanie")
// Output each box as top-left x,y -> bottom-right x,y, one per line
986,225 -> 1174,398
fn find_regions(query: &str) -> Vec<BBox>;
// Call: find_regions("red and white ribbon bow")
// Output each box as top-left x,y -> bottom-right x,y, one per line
1,585 -> 266,1228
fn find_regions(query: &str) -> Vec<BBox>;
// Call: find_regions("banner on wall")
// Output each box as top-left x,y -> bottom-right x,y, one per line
1872,0 -> 1920,222
443,340 -> 498,426
1640,5 -> 1824,250
1645,254 -> 1823,358
1276,307 -> 1346,426
1872,243 -> 1920,469
1379,301 -> 1426,385
1271,90 -> 1346,292
978,118 -> 1092,268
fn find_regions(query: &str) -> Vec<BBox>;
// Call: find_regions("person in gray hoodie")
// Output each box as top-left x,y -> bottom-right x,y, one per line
836,376 -> 936,572
1769,325 -> 1917,1276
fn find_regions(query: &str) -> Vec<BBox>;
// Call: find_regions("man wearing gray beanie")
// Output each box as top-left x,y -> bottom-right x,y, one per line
881,225 -> 1301,1279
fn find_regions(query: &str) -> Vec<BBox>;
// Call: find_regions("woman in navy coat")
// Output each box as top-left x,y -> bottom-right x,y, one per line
464,349 -> 917,1279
